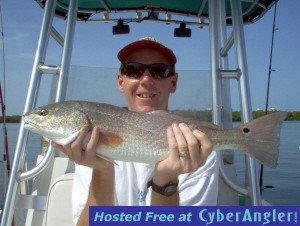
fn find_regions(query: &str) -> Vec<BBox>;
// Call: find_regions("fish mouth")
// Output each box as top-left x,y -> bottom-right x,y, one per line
23,119 -> 62,141
23,121 -> 53,140
24,121 -> 81,146
23,120 -> 44,134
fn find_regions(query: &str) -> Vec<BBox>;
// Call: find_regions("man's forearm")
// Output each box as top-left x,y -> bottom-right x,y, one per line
150,169 -> 180,206
77,167 -> 114,225
151,191 -> 179,206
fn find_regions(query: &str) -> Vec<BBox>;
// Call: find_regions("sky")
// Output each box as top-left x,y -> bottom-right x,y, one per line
0,0 -> 299,115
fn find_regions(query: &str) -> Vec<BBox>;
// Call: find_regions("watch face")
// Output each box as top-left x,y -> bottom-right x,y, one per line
164,185 -> 177,196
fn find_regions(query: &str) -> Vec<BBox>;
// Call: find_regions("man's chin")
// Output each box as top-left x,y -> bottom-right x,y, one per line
130,105 -> 159,113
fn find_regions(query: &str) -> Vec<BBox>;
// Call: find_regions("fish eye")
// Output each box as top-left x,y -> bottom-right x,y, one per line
37,109 -> 48,116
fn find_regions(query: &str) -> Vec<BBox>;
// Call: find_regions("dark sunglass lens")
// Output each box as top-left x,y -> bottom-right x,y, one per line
149,64 -> 172,79
123,63 -> 145,78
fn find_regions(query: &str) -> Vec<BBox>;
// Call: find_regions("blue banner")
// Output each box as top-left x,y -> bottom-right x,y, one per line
89,206 -> 299,225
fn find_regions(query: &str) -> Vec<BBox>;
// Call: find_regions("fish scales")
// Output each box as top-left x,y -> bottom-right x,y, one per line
78,103 -> 170,162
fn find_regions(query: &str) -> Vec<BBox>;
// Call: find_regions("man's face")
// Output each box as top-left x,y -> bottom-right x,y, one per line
117,48 -> 178,112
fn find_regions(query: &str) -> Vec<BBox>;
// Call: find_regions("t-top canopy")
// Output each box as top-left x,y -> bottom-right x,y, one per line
36,0 -> 278,25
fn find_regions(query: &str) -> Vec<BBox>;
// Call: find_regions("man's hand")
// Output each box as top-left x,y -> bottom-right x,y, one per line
52,127 -> 113,171
153,123 -> 213,186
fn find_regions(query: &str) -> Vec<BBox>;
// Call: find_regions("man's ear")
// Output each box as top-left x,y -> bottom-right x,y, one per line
117,74 -> 125,93
170,73 -> 178,93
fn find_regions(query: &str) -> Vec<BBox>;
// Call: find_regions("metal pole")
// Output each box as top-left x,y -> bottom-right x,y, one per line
230,0 -> 261,205
208,0 -> 222,126
0,0 -> 57,225
55,0 -> 78,102
218,0 -> 232,130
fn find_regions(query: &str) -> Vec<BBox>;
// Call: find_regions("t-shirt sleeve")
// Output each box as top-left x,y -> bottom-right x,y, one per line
178,151 -> 219,205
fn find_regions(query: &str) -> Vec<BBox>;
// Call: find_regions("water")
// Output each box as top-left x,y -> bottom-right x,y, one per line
260,121 -> 300,205
0,123 -> 42,208
1,122 -> 300,206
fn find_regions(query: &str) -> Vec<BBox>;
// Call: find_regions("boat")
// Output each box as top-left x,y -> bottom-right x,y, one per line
0,0 -> 279,225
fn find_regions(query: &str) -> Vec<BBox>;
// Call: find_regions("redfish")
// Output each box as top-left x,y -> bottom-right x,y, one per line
23,101 -> 287,168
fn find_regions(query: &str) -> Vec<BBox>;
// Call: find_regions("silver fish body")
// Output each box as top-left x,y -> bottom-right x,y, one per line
23,101 -> 287,168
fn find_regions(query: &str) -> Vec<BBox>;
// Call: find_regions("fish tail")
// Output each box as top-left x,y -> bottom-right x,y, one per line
237,111 -> 287,168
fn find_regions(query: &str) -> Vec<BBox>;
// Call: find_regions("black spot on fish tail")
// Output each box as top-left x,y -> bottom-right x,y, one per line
243,127 -> 250,134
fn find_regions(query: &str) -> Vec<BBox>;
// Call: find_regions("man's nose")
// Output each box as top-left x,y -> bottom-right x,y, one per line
140,69 -> 153,80
139,69 -> 155,86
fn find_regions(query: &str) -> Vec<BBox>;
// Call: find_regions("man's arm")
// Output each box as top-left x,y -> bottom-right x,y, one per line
52,127 -> 115,225
76,167 -> 114,225
151,191 -> 179,206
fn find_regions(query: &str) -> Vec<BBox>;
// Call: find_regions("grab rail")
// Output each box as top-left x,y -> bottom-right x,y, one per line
17,144 -> 55,182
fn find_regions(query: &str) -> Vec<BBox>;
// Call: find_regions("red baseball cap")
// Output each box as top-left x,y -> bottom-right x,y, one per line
117,37 -> 177,67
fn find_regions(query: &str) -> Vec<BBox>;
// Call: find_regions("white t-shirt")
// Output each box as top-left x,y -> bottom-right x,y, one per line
72,151 -> 219,224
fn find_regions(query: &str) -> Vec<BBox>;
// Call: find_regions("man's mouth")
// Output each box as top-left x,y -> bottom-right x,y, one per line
137,94 -> 156,99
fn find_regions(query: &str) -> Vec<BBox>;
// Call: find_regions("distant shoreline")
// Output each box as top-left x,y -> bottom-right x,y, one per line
1,110 -> 300,123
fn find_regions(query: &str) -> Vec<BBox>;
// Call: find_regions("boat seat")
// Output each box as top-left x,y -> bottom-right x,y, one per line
45,173 -> 74,226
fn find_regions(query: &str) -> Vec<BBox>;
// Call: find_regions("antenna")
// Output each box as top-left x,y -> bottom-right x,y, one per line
260,1 -> 278,195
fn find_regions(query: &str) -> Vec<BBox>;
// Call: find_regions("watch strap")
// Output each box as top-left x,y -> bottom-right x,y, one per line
147,179 -> 178,197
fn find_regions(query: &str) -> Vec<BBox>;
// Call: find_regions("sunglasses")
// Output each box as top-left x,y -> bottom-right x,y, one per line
120,62 -> 175,79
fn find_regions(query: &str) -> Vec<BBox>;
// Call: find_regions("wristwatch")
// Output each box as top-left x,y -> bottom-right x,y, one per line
147,179 -> 178,197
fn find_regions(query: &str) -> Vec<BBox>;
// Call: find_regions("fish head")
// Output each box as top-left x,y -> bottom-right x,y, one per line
23,101 -> 90,146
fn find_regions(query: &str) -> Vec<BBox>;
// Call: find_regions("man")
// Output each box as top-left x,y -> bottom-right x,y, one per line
53,37 -> 219,225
